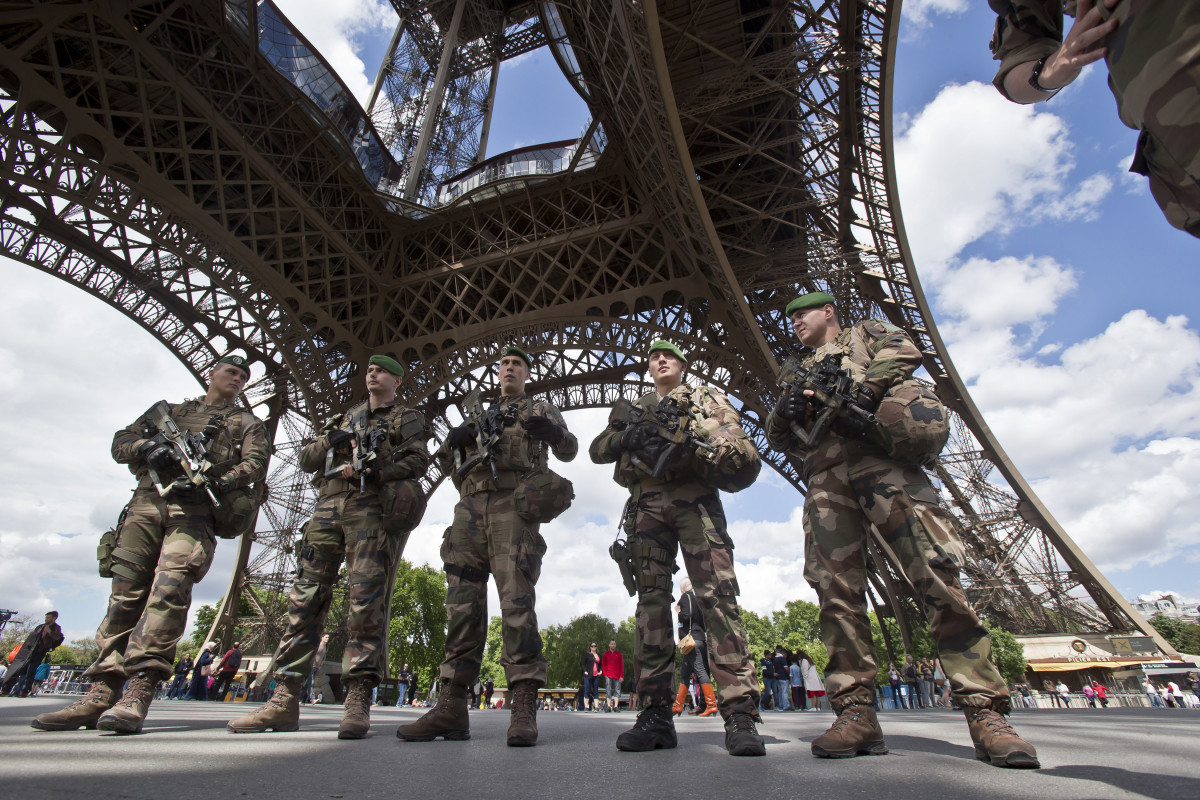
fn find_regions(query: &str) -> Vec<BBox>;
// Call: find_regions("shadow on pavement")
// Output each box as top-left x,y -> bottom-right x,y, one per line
1041,765 -> 1200,800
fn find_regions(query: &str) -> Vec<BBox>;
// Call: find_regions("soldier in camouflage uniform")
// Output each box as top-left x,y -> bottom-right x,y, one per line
32,355 -> 268,735
765,292 -> 1038,768
990,0 -> 1200,237
228,355 -> 430,739
397,345 -> 576,747
590,340 -> 765,757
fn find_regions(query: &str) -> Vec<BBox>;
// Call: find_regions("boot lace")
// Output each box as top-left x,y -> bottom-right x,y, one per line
510,682 -> 538,724
828,705 -> 865,732
727,713 -> 758,734
969,708 -> 1017,737
631,705 -> 669,730
113,674 -> 155,711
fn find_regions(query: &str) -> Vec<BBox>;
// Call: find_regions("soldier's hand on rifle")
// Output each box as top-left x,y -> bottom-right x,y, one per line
327,428 -> 354,452
215,475 -> 237,495
619,423 -> 653,452
137,435 -> 176,471
447,424 -> 475,449
522,415 -> 563,444
777,386 -> 810,422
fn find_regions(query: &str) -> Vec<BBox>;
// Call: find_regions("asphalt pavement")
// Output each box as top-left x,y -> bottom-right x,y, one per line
2,698 -> 1198,799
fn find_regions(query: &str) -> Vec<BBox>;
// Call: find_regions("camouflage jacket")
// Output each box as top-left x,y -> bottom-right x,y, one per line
113,397 -> 269,491
765,320 -> 923,465
436,393 -> 577,494
589,382 -> 758,490
300,398 -> 431,498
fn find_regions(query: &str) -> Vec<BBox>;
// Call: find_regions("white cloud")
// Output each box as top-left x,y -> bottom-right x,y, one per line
894,81 -> 1111,272
903,0 -> 968,27
273,0 -> 395,106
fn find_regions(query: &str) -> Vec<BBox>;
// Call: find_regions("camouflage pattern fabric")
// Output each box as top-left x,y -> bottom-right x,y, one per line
86,397 -> 268,682
434,393 -> 575,689
438,492 -> 549,688
271,399 -> 431,684
271,491 -> 409,684
591,385 -> 760,718
990,0 -> 1200,237
766,321 -> 1009,712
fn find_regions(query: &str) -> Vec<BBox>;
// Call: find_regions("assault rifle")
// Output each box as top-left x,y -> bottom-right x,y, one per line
323,412 -> 389,493
142,400 -> 222,508
777,354 -> 877,448
453,389 -> 522,483
608,396 -> 717,480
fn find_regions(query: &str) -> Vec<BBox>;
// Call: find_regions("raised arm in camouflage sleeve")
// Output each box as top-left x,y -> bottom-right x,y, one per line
374,407 -> 432,482
298,415 -> 345,475
858,320 -> 924,395
989,0 -> 1064,100
217,413 -> 269,488
531,399 -> 578,463
589,420 -> 623,464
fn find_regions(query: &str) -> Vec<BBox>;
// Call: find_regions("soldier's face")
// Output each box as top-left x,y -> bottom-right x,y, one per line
365,364 -> 402,396
208,363 -> 248,399
791,306 -> 833,348
498,355 -> 529,395
648,351 -> 684,386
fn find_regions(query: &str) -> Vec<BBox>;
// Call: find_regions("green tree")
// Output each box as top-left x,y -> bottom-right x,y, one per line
1148,614 -> 1200,655
984,622 -> 1027,684
49,638 -> 99,666
542,613 -> 618,689
480,616 -> 504,687
388,559 -> 447,695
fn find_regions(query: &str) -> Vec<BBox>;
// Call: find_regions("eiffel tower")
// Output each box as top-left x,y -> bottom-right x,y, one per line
0,0 -> 1173,657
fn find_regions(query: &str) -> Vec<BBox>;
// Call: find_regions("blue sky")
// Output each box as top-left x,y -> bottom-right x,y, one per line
0,1 -> 1196,645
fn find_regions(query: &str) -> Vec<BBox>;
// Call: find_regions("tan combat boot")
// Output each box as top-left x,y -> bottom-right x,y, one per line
395,683 -> 470,741
810,703 -> 888,758
964,704 -> 1040,768
31,675 -> 123,731
671,684 -> 689,716
338,679 -> 374,740
506,680 -> 539,747
96,672 -> 159,734
226,680 -> 301,733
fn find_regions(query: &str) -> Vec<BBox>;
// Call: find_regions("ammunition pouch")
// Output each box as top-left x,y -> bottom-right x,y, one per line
110,545 -> 155,584
871,379 -> 950,467
514,469 -> 574,523
632,538 -> 676,593
295,544 -> 340,585
212,483 -> 264,540
690,417 -> 761,493
97,529 -> 117,578
378,479 -> 428,534
444,562 -> 490,583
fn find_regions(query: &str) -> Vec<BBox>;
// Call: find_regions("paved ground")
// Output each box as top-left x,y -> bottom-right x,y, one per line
2,698 -> 1198,799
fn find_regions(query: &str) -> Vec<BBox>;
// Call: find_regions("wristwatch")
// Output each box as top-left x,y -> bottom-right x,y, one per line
1028,56 -> 1061,96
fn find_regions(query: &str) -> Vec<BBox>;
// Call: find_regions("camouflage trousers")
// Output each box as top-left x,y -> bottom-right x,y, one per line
1106,0 -> 1200,237
438,490 -> 547,688
85,489 -> 216,682
629,484 -> 759,717
802,445 -> 1008,712
272,489 -> 407,686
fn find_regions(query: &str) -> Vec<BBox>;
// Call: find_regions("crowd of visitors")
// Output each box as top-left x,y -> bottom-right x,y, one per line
757,646 -> 826,712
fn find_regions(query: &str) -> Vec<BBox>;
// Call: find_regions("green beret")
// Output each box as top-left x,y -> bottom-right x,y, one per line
501,345 -> 533,369
647,339 -> 688,365
784,291 -> 837,316
217,354 -> 251,378
368,354 -> 405,377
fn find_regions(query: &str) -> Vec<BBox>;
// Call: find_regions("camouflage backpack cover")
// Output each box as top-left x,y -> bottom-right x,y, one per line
871,379 -> 950,467
515,468 -> 575,523
379,478 -> 429,534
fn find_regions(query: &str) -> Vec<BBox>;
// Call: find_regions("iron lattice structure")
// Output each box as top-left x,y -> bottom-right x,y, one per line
0,0 -> 1171,655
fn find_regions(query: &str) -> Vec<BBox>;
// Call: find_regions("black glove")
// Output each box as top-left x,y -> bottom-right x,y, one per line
619,423 -> 654,452
214,475 -> 237,494
447,424 -> 476,449
833,387 -> 880,438
777,386 -> 809,422
522,416 -> 563,444
137,435 -> 177,472
326,428 -> 354,451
